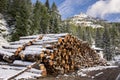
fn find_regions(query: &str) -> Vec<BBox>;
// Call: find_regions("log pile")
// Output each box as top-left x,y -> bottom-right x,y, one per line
0,33 -> 107,78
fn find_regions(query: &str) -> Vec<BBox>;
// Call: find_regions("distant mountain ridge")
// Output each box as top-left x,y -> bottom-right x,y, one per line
67,13 -> 105,28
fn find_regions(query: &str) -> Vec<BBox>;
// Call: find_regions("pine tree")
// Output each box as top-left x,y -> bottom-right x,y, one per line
85,27 -> 92,44
60,20 -> 70,33
24,0 -> 33,35
64,21 -> 70,33
51,2 -> 57,12
11,12 -> 27,41
110,25 -> 119,46
40,5 -> 50,34
30,0 -> 42,35
82,30 -> 87,41
102,26 -> 111,60
50,2 -> 61,33
69,24 -> 77,36
110,25 -> 120,58
45,0 -> 50,12
8,0 -> 21,18
11,0 -> 32,41
95,28 -> 102,47
77,26 -> 83,39
0,0 -> 8,13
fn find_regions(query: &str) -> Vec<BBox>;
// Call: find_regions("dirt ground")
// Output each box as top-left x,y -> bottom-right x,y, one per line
33,66 -> 120,80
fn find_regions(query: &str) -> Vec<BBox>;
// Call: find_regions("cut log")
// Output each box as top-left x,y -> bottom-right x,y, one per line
20,34 -> 43,39
6,61 -> 40,80
43,33 -> 68,38
0,33 -> 107,78
0,67 -> 43,80
0,50 -> 15,62
12,60 -> 33,67
19,51 -> 42,61
32,40 -> 58,45
2,45 -> 22,49
40,37 -> 58,41
10,40 -> 30,45
19,50 -> 52,61
0,61 -> 9,65
24,47 -> 47,51
24,45 -> 43,48
1,48 -> 17,53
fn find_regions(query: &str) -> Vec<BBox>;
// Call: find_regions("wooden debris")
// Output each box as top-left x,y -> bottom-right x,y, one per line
0,50 -> 15,62
0,33 -> 107,79
0,65 -> 44,80
6,60 -> 45,80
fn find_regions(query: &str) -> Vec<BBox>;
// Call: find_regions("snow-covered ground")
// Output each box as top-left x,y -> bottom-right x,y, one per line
55,65 -> 120,80
0,65 -> 43,80
77,66 -> 118,77
0,36 -> 8,48
114,55 -> 120,61
0,14 -> 9,34
109,55 -> 120,66
80,66 -> 118,72
116,73 -> 120,80
91,42 -> 120,66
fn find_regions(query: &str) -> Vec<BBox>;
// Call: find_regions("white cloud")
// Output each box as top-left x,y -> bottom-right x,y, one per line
115,17 -> 120,22
58,0 -> 84,19
86,0 -> 120,18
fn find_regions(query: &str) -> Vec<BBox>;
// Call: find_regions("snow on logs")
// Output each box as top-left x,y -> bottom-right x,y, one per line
0,33 -> 107,78
0,64 -> 46,79
0,50 -> 15,62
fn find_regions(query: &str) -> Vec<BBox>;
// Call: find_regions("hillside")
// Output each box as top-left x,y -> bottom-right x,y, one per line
67,13 -> 104,28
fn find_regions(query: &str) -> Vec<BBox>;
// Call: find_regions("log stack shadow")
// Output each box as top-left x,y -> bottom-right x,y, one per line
0,33 -> 107,77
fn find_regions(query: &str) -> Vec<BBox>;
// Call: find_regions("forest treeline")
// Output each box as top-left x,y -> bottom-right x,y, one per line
0,0 -> 120,60
0,0 -> 67,41
67,22 -> 120,60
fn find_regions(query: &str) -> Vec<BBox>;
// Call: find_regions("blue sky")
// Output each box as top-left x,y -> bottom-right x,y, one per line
32,0 -> 120,22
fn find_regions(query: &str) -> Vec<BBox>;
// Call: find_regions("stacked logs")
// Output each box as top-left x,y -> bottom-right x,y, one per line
0,33 -> 107,76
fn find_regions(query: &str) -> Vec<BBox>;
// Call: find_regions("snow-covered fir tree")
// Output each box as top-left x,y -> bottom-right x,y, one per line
0,13 -> 9,48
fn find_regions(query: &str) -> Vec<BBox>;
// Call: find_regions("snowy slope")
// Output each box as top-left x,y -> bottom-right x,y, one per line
69,13 -> 104,28
0,36 -> 8,48
0,13 -> 9,48
113,55 -> 120,66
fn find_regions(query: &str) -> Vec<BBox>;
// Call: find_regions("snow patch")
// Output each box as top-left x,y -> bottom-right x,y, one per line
0,13 -> 9,35
114,55 -> 120,61
0,65 -> 42,80
0,13 -> 9,48
116,73 -> 120,80
0,36 -> 8,48
77,71 -> 87,77
81,66 -> 118,72
108,55 -> 120,66
95,72 -> 103,77
91,76 -> 95,79
64,74 -> 69,77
